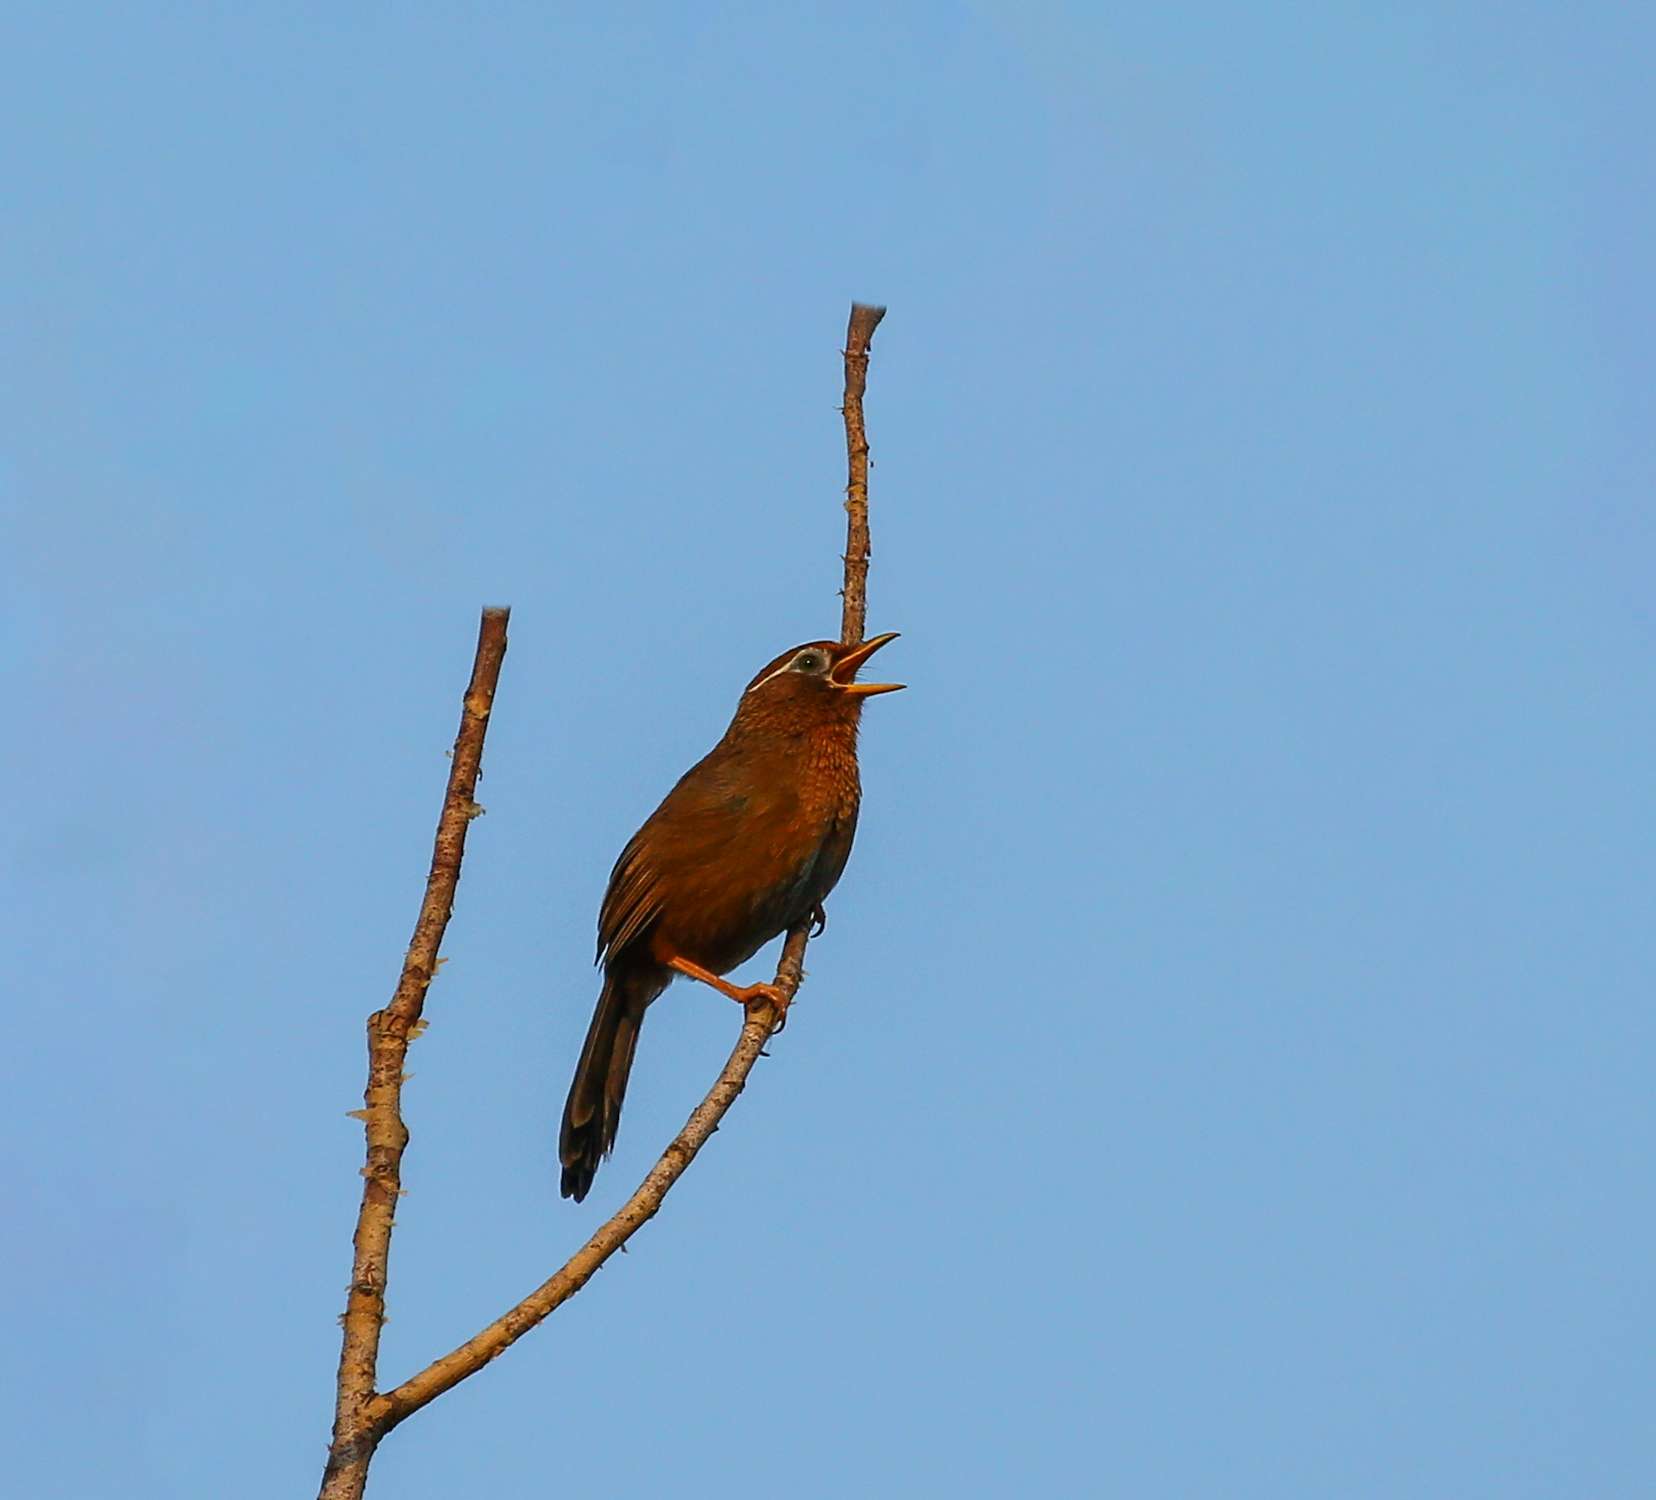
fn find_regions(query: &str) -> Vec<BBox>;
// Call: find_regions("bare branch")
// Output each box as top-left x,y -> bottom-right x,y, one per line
319,607 -> 510,1500
319,302 -> 887,1496
841,301 -> 886,646
355,304 -> 888,1430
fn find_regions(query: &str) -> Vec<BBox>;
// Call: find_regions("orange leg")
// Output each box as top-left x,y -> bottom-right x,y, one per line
666,956 -> 789,1020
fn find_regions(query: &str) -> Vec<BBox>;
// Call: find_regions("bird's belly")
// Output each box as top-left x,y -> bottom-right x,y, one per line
651,828 -> 842,976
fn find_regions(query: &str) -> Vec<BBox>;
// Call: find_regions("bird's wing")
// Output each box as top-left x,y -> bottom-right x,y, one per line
596,742 -> 807,964
596,832 -> 665,964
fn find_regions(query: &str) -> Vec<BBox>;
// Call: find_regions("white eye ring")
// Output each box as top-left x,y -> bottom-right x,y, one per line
795,652 -> 825,672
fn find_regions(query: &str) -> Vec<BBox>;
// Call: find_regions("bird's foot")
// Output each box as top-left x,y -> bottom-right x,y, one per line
741,981 -> 791,1034
731,979 -> 785,1007
809,903 -> 828,937
717,976 -> 793,1033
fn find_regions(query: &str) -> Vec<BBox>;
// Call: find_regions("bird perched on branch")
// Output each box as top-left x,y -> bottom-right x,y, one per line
559,632 -> 903,1202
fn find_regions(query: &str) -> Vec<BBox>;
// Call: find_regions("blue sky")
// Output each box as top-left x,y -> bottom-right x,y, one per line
5,4 -> 1654,1496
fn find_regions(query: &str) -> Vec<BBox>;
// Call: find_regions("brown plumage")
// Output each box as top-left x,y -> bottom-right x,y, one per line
559,632 -> 903,1201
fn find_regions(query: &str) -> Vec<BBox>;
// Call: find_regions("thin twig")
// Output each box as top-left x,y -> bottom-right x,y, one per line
319,607 -> 510,1500
841,301 -> 885,646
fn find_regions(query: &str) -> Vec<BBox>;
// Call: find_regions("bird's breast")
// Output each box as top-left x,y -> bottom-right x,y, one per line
634,729 -> 862,973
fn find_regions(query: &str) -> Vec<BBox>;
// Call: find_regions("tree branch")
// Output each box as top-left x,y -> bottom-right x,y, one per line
841,301 -> 885,646
319,607 -> 510,1500
318,303 -> 887,1496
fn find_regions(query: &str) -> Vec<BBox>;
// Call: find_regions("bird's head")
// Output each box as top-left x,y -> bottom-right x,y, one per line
732,632 -> 904,730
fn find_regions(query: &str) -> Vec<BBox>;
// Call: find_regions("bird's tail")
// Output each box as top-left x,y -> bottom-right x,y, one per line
559,965 -> 665,1202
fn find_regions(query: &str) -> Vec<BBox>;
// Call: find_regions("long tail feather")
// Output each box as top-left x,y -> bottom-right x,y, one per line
559,965 -> 664,1201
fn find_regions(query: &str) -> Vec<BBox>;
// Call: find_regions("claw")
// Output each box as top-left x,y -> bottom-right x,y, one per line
739,981 -> 790,1035
809,903 -> 827,937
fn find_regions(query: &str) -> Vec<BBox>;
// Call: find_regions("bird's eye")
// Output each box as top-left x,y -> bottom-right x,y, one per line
796,652 -> 824,672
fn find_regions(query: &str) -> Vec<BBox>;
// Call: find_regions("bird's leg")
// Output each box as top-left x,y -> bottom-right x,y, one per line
666,956 -> 790,1022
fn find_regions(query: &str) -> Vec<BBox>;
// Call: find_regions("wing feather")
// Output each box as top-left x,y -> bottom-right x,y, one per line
597,835 -> 664,964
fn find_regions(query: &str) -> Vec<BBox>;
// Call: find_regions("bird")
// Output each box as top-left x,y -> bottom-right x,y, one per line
558,631 -> 903,1202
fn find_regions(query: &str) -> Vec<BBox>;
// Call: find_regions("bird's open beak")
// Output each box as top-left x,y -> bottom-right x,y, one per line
832,631 -> 904,696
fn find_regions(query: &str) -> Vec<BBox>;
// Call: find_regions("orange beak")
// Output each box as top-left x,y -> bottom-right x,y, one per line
831,631 -> 904,696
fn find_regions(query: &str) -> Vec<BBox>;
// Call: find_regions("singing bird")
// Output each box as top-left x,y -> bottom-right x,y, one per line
559,631 -> 903,1201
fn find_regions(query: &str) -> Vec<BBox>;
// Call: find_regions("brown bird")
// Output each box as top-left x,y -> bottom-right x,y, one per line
559,631 -> 903,1201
